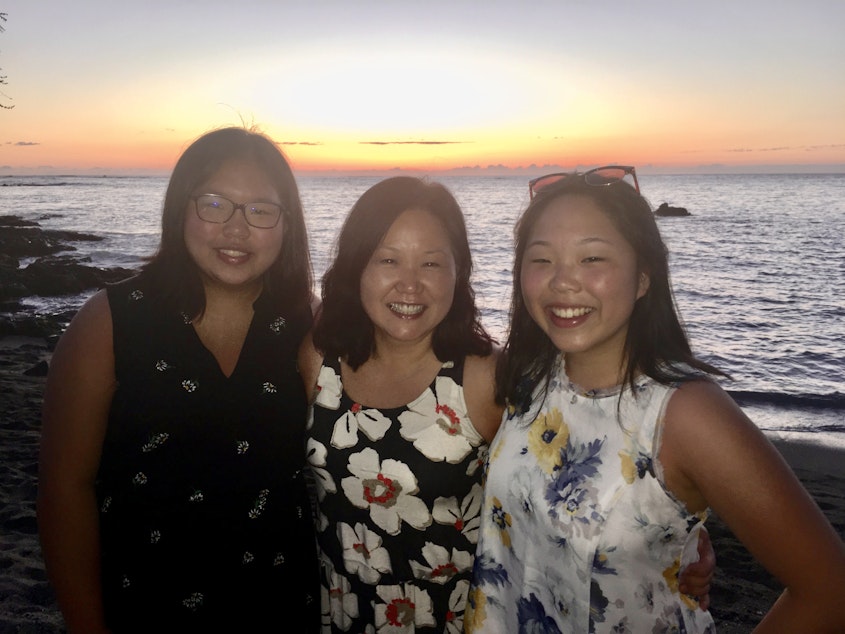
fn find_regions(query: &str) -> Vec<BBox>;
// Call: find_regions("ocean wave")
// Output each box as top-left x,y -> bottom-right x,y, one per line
728,390 -> 845,411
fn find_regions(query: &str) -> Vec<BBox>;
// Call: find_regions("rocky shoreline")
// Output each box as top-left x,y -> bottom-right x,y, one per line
0,215 -> 136,341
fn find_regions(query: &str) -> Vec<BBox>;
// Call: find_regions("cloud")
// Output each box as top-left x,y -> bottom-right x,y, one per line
726,144 -> 845,153
11,141 -> 40,146
360,140 -> 468,146
282,141 -> 323,146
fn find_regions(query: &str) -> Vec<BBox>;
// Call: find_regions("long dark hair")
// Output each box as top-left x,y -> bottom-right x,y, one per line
141,126 -> 312,317
496,174 -> 726,412
313,176 -> 493,368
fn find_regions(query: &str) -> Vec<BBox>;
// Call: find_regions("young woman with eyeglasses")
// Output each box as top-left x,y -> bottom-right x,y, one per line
37,127 -> 320,632
464,168 -> 845,632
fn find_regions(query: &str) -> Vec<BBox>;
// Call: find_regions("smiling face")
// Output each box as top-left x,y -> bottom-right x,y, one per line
360,208 -> 457,348
183,159 -> 285,295
520,194 -> 649,383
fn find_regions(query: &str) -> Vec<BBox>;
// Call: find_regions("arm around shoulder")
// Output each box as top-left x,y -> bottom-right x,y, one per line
660,379 -> 845,632
38,289 -> 117,633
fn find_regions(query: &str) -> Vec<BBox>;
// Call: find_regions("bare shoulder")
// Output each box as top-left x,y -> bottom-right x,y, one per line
463,348 -> 504,444
50,290 -> 114,373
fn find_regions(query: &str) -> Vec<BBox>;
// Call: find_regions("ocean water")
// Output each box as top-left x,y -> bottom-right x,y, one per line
2,173 -> 844,445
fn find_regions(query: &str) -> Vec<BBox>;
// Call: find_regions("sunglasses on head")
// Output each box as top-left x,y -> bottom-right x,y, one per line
528,165 -> 639,199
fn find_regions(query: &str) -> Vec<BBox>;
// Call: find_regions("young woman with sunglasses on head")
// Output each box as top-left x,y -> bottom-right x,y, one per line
299,175 -> 715,632
465,167 -> 845,632
37,127 -> 320,632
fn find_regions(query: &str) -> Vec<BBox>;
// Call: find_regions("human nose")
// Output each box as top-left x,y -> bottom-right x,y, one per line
395,264 -> 421,293
222,205 -> 251,236
550,262 -> 579,291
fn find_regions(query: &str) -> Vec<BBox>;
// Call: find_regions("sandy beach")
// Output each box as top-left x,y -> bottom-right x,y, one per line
1,335 -> 843,632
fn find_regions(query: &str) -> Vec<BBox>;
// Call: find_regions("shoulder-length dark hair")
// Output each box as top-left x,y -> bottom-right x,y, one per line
141,126 -> 312,317
497,174 -> 725,412
313,176 -> 493,368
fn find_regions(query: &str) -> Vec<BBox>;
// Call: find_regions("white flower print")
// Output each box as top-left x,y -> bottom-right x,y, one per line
154,360 -> 170,372
445,580 -> 470,634
315,365 -> 342,410
326,567 -> 360,630
341,448 -> 431,535
374,583 -> 436,631
306,437 -> 337,502
129,289 -> 144,301
236,440 -> 250,455
331,404 -> 392,450
132,472 -> 147,486
262,381 -> 277,394
269,316 -> 286,333
181,379 -> 198,392
337,521 -> 392,584
409,541 -> 473,585
432,482 -> 483,544
398,376 -> 476,463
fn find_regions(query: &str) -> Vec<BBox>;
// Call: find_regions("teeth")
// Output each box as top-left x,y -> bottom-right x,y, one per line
220,249 -> 248,257
551,306 -> 592,319
389,303 -> 424,316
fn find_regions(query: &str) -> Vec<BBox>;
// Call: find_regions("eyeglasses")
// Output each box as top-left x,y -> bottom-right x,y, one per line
193,194 -> 284,229
528,165 -> 639,199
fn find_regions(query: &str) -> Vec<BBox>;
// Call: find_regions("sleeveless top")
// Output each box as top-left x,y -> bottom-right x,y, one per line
466,358 -> 715,633
99,276 -> 319,632
305,356 -> 487,632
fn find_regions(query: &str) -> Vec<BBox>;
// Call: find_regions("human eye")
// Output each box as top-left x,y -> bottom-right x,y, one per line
247,203 -> 278,217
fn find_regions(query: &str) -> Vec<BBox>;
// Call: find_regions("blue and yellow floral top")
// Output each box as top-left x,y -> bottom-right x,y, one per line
98,276 -> 319,632
466,357 -> 715,633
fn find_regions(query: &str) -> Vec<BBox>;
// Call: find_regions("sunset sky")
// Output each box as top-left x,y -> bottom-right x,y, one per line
1,0 -> 844,175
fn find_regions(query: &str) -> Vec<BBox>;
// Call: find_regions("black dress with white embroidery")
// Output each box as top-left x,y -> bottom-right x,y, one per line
98,276 -> 319,632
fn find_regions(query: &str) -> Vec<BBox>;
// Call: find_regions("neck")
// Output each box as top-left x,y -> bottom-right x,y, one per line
563,349 -> 628,391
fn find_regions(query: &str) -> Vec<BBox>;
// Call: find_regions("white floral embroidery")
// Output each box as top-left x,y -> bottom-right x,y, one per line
374,582 -> 436,629
189,490 -> 204,503
409,541 -> 473,585
141,432 -> 169,452
182,592 -> 204,610
273,552 -> 286,566
399,376 -> 476,463
132,472 -> 147,486
122,575 -> 131,588
269,316 -> 286,333
181,379 -> 198,392
150,529 -> 161,544
432,482 -> 483,544
154,360 -> 170,372
129,289 -> 143,301
341,448 -> 431,535
236,440 -> 250,455
180,312 -> 192,324
262,381 -> 277,394
243,551 -> 254,565
337,521 -> 392,584
248,489 -> 269,519
100,496 -> 112,513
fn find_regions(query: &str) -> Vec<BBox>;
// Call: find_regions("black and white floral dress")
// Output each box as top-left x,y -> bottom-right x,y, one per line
98,276 -> 319,632
305,356 -> 487,633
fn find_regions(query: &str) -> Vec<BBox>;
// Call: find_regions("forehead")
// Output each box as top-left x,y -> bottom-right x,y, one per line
530,194 -> 619,238
380,208 -> 451,244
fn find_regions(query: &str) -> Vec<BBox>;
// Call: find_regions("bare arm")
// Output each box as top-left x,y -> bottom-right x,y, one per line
661,380 -> 845,632
463,349 -> 505,444
37,290 -> 117,634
